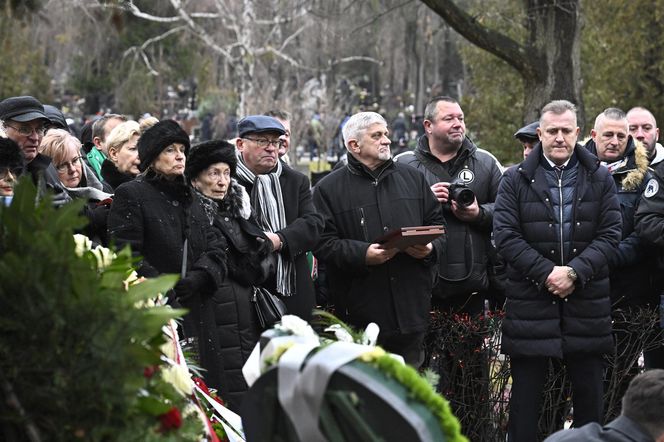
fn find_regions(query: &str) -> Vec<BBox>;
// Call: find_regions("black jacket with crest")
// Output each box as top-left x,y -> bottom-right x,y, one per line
585,137 -> 658,308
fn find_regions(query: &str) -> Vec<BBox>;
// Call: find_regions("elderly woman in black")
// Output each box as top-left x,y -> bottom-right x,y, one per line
107,120 -> 227,391
186,140 -> 273,411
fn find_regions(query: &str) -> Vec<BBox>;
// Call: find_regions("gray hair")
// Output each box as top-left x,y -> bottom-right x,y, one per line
342,112 -> 387,149
540,100 -> 577,125
593,107 -> 627,131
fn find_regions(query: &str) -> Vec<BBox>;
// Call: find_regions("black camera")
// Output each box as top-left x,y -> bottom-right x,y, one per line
448,178 -> 475,208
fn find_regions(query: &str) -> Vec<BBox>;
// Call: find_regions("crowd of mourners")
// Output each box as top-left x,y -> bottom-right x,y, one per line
1,94 -> 664,442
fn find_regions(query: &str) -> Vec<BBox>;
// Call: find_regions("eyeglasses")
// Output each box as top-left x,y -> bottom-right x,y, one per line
4,124 -> 46,137
55,156 -> 82,172
243,137 -> 284,148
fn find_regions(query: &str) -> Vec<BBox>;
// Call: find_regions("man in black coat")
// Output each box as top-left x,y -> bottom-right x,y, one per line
313,111 -> 445,366
494,100 -> 622,441
235,115 -> 324,321
544,369 -> 664,442
395,96 -> 503,316
585,108 -> 662,377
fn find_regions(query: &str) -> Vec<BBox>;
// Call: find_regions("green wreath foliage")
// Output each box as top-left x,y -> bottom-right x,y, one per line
0,179 -> 196,441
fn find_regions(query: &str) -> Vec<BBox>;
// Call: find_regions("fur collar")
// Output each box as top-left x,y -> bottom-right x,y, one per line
195,178 -> 251,222
620,141 -> 649,191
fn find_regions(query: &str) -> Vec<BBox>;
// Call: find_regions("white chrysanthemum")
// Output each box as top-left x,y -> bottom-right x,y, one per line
161,364 -> 195,397
276,315 -> 317,339
361,323 -> 380,346
324,324 -> 354,343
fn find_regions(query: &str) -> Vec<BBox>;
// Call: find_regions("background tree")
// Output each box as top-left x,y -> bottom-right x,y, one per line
420,0 -> 584,128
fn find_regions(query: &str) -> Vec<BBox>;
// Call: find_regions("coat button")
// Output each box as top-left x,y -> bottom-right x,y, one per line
576,222 -> 580,226
545,198 -> 549,201
573,248 -> 577,253
531,179 -> 535,183
172,200 -> 179,207
550,250 -> 555,254
549,223 -> 552,227
383,226 -> 389,232
224,217 -> 229,221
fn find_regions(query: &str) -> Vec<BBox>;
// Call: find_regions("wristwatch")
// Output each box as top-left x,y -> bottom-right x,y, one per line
566,266 -> 577,282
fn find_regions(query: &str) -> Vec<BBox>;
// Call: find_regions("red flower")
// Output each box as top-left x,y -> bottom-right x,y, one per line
159,407 -> 183,432
143,365 -> 158,378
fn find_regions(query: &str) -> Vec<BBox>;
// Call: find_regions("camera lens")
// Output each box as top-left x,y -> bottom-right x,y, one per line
453,187 -> 475,208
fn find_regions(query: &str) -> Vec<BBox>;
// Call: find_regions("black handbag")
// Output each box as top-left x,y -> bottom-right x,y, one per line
252,286 -> 288,329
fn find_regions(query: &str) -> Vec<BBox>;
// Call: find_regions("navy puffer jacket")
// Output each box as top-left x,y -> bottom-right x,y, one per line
494,144 -> 621,358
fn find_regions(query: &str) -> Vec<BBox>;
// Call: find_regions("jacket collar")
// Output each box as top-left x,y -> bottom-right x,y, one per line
519,142 -> 599,180
584,136 -> 649,191
346,151 -> 395,180
415,134 -> 477,166
605,415 -> 655,442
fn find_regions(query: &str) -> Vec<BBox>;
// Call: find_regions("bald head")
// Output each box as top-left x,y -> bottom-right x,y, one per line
627,107 -> 659,158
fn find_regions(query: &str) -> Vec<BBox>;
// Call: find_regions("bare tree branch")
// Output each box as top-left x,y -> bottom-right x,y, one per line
122,26 -> 187,76
418,0 -> 539,78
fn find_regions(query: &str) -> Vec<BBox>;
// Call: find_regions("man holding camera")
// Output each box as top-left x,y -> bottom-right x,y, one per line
395,96 -> 503,315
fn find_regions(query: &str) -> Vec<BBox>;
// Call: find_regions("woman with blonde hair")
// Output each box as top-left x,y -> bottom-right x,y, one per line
101,120 -> 141,190
40,129 -> 112,243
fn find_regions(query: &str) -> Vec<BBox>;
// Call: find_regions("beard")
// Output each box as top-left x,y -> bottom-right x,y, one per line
378,150 -> 392,161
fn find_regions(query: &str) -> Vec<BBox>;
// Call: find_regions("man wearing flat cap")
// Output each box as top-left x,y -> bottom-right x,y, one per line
235,115 -> 324,320
514,120 -> 539,160
0,95 -> 71,204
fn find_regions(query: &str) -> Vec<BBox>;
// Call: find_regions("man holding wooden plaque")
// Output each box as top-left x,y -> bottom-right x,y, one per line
313,111 -> 446,367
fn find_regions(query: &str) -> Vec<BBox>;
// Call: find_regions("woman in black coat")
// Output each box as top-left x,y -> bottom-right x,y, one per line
186,140 -> 273,411
107,120 -> 227,391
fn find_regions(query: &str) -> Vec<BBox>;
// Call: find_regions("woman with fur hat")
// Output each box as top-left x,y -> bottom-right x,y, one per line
186,139 -> 274,411
107,120 -> 228,392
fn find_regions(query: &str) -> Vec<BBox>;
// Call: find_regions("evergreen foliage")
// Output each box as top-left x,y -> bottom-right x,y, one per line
0,179 -> 191,440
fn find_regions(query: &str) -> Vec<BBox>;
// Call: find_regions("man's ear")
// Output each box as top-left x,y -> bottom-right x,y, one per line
348,139 -> 360,154
590,128 -> 596,140
235,138 -> 245,152
93,136 -> 103,151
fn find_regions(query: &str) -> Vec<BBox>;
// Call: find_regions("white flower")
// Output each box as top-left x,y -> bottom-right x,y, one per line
161,364 -> 195,397
275,315 -> 317,339
73,234 -> 92,257
361,323 -> 380,346
90,244 -> 115,269
324,324 -> 354,343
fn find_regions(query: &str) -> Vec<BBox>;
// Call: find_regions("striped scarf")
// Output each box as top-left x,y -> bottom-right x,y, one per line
236,155 -> 295,296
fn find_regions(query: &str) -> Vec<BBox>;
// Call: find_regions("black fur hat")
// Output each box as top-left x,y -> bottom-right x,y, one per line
185,139 -> 237,181
138,120 -> 190,172
0,137 -> 24,175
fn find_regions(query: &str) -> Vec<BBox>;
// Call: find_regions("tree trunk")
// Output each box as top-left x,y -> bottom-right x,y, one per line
419,0 -> 584,127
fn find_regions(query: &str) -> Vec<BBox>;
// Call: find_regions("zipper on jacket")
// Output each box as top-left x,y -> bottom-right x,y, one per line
557,169 -> 565,265
359,207 -> 369,242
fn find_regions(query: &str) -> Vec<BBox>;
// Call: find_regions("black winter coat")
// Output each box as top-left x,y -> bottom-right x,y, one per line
585,138 -> 658,308
198,180 -> 273,411
395,136 -> 503,299
494,144 -> 622,358
107,172 -> 228,390
237,163 -> 324,321
100,159 -> 135,191
313,155 -> 446,334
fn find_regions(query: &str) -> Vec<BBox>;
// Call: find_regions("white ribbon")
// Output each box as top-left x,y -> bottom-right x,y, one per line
278,341 -> 372,442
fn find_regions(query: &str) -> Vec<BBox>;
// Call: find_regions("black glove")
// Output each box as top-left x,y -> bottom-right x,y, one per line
173,271 -> 209,303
